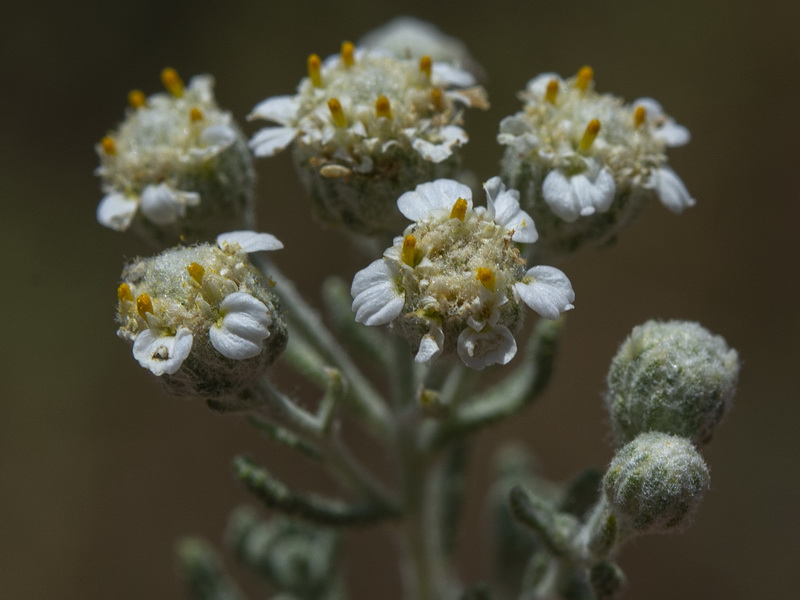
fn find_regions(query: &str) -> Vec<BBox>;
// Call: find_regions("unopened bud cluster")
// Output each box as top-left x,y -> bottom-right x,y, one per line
249,42 -> 488,234
498,67 -> 694,258
96,69 -> 255,245
606,320 -> 739,446
115,232 -> 287,398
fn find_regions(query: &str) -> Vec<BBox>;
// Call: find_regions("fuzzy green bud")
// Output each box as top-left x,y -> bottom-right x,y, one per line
115,232 -> 287,398
602,432 -> 709,534
606,320 -> 739,447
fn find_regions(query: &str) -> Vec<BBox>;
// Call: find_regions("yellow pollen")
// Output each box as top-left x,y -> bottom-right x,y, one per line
327,98 -> 347,128
161,67 -> 184,97
634,105 -> 647,128
431,87 -> 444,111
401,235 -> 417,266
117,283 -> 133,302
476,268 -> 496,291
545,78 -> 559,104
579,119 -> 601,151
189,107 -> 204,122
307,54 -> 322,87
375,95 -> 392,119
341,41 -> 355,66
420,55 -> 432,78
575,66 -> 594,92
128,89 -> 146,109
101,136 -> 116,155
450,197 -> 468,221
187,262 -> 205,284
136,293 -> 154,318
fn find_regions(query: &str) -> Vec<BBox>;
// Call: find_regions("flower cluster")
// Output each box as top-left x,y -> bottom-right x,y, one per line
96,69 -> 255,245
351,178 -> 574,369
249,42 -> 488,233
498,67 -> 694,258
116,231 -> 286,397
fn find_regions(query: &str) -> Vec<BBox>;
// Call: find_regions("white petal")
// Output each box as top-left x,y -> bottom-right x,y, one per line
397,179 -> 473,222
133,327 -> 193,376
415,323 -> 444,365
514,266 -> 575,320
526,72 -> 563,97
432,62 -> 475,87
651,167 -> 695,213
140,183 -> 183,225
412,138 -> 454,163
200,124 -> 237,148
97,193 -> 137,231
542,168 -> 616,222
209,292 -> 271,360
248,95 -> 299,125
249,126 -> 297,157
457,324 -> 517,370
483,177 -> 538,243
351,259 -> 405,326
655,122 -> 691,147
217,231 -> 283,253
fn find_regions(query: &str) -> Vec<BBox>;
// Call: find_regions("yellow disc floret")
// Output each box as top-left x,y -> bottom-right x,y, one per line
101,136 -> 117,155
327,98 -> 347,128
419,55 -> 432,78
117,282 -> 134,302
187,262 -> 205,284
545,79 -> 559,105
161,67 -> 184,97
340,41 -> 355,67
190,107 -> 204,122
307,54 -> 322,87
136,293 -> 154,318
634,105 -> 647,128
450,198 -> 468,221
575,66 -> 594,92
375,95 -> 392,119
579,118 -> 601,151
401,234 -> 417,266
476,267 -> 496,291
128,89 -> 146,109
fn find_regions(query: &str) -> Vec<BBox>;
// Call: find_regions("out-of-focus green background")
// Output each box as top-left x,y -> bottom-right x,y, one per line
2,1 -> 797,598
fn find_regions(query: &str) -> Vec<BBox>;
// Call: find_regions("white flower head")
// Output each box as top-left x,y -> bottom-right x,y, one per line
248,43 -> 489,234
351,178 -> 574,369
96,69 -> 255,244
498,66 -> 694,257
116,231 -> 287,397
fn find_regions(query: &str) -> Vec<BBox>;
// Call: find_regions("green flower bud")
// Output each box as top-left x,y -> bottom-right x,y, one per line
115,232 -> 287,398
602,432 -> 709,534
606,320 -> 739,447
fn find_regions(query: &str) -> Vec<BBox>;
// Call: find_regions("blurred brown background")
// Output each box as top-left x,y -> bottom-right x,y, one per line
2,0 -> 797,598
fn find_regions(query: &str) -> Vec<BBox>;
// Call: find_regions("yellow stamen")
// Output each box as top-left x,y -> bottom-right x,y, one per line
327,98 -> 347,128
189,107 -> 204,122
431,87 -> 444,111
420,55 -> 432,78
101,136 -> 116,155
476,268 -> 496,292
450,197 -> 468,221
161,67 -> 184,97
117,283 -> 133,302
375,95 -> 392,119
634,105 -> 647,128
401,235 -> 417,266
575,66 -> 593,92
136,293 -> 154,318
128,89 -> 146,109
579,119 -> 601,151
545,78 -> 559,104
187,262 -> 205,284
308,54 -> 322,87
341,41 -> 355,66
